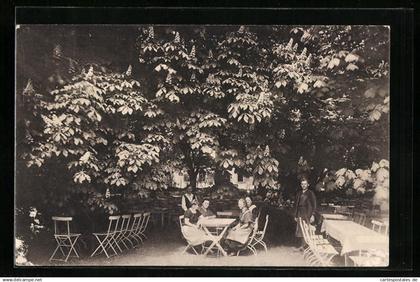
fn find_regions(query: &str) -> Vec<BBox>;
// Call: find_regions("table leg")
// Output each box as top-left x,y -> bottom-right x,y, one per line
202,226 -> 229,257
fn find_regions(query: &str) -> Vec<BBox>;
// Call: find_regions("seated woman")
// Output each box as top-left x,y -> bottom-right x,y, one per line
223,198 -> 254,255
245,196 -> 259,222
198,199 -> 216,219
181,200 -> 210,247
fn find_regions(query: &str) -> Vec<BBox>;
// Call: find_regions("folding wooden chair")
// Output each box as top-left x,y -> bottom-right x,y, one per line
127,213 -> 144,246
90,215 -> 120,258
114,214 -> 132,251
236,220 -> 259,256
179,215 -> 203,255
371,220 -> 389,234
249,214 -> 269,252
137,212 -> 151,241
49,216 -> 81,262
353,212 -> 367,226
299,218 -> 338,266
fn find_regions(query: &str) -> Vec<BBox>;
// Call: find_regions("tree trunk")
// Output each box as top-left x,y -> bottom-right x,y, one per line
188,169 -> 198,192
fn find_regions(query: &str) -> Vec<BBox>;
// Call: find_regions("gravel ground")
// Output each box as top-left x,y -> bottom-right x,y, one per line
36,228 -> 310,267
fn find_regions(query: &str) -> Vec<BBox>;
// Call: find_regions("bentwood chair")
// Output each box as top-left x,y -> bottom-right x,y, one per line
49,216 -> 81,262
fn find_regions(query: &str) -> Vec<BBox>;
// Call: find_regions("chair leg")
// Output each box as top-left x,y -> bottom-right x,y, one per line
249,245 -> 257,256
133,232 -> 144,244
191,246 -> 199,255
111,235 -> 123,253
182,245 -> 190,254
67,237 -> 80,260
91,235 -> 110,258
49,244 -> 61,261
129,233 -> 140,246
261,241 -> 268,252
125,236 -> 134,249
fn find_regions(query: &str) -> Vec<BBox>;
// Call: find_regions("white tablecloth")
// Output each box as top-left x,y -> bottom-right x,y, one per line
321,220 -> 389,255
199,218 -> 236,228
321,213 -> 349,220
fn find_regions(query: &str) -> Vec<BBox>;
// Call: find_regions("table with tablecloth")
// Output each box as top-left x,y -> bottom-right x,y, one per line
321,220 -> 389,255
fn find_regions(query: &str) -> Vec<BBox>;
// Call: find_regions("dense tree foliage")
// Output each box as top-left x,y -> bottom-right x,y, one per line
16,25 -> 389,217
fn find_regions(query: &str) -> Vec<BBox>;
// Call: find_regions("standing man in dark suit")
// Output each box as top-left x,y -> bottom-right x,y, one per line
294,177 -> 317,250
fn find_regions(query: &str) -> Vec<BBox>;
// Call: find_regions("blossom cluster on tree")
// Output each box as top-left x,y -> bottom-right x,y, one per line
16,25 -> 390,216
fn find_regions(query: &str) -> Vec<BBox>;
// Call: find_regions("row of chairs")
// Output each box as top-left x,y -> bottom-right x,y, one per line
299,218 -> 338,266
91,212 -> 151,258
352,212 -> 389,235
49,212 -> 151,262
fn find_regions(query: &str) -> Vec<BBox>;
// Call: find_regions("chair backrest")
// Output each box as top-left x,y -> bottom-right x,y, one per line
179,215 -> 184,226
258,214 -> 269,237
299,218 -> 317,247
52,216 -> 73,236
140,212 -> 151,232
131,213 -> 143,232
119,214 -> 131,233
299,218 -> 311,246
371,220 -> 388,234
246,219 -> 259,244
107,215 -> 121,234
353,212 -> 367,226
178,215 -> 190,241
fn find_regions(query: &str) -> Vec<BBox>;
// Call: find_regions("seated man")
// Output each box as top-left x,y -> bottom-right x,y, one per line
198,199 -> 216,219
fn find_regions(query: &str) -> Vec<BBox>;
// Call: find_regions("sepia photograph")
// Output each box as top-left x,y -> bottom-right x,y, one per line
15,24 -> 390,267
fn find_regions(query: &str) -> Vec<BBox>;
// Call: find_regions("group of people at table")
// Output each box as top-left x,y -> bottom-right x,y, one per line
180,176 -> 318,255
181,187 -> 259,256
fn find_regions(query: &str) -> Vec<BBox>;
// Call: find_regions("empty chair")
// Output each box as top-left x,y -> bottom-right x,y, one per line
127,213 -> 144,246
114,214 -> 132,251
299,218 -> 338,266
249,214 -> 269,252
352,212 -> 367,226
371,220 -> 389,234
91,215 -> 120,258
137,212 -> 151,241
49,216 -> 81,262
